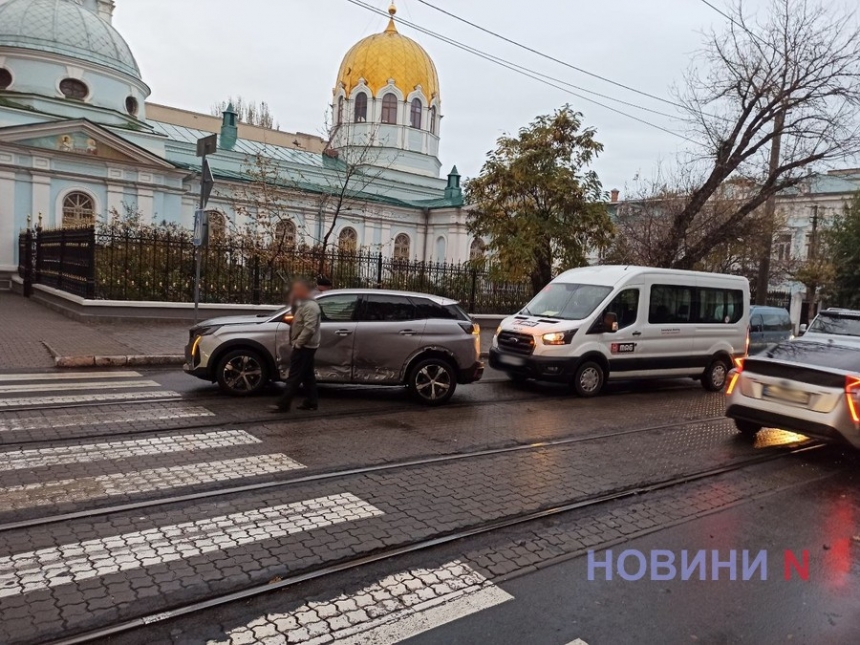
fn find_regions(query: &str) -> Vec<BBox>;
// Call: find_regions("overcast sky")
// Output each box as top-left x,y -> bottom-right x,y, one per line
115,0 -> 774,192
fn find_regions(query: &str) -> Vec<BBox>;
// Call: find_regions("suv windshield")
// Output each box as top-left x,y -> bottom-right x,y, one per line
522,283 -> 613,321
809,312 -> 860,337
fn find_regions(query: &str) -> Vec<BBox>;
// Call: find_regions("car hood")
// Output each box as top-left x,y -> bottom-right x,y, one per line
502,314 -> 568,334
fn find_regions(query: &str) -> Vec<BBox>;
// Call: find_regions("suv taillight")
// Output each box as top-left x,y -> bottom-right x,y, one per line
726,358 -> 744,395
845,375 -> 860,424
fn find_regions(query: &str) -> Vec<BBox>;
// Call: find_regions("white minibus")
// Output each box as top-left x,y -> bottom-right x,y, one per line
489,266 -> 750,396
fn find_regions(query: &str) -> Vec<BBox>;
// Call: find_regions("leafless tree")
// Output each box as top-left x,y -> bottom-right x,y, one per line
656,0 -> 860,270
212,97 -> 280,130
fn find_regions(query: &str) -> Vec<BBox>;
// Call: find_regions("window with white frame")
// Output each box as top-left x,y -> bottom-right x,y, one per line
62,192 -> 95,228
338,227 -> 358,253
393,233 -> 410,260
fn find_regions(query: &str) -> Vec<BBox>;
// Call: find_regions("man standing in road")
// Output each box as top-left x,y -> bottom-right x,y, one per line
271,279 -> 321,413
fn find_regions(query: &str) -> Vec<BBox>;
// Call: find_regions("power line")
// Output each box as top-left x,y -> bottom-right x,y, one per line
697,0 -> 773,49
344,0 -> 695,142
414,0 -> 687,111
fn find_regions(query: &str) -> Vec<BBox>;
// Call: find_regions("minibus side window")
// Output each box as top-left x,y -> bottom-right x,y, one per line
649,285 -> 693,324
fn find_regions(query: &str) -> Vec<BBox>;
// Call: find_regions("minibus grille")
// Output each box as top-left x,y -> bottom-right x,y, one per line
497,331 -> 535,355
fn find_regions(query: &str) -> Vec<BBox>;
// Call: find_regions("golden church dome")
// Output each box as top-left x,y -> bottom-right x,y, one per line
336,3 -> 440,102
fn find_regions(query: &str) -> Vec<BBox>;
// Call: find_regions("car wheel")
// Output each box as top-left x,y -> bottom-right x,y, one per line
216,349 -> 269,396
409,358 -> 457,406
702,358 -> 731,392
734,419 -> 762,437
573,361 -> 605,398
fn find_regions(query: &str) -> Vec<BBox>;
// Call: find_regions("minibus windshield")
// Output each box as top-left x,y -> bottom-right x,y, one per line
522,283 -> 613,321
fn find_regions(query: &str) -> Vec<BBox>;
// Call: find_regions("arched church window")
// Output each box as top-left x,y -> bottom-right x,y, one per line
62,192 -> 95,228
207,211 -> 227,240
354,93 -> 367,123
338,227 -> 358,254
0,68 -> 12,90
60,78 -> 88,100
393,233 -> 410,260
429,106 -> 437,134
470,238 -> 486,260
275,219 -> 297,251
337,96 -> 344,124
381,93 -> 398,125
410,99 -> 422,129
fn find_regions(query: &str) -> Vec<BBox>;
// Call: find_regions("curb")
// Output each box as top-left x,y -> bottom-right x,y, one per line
55,355 -> 185,368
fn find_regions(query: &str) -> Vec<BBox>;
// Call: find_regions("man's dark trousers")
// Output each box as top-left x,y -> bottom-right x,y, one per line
277,347 -> 318,410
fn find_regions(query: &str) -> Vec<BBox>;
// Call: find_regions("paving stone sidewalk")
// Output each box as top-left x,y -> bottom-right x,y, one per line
0,293 -> 494,370
0,293 -> 186,369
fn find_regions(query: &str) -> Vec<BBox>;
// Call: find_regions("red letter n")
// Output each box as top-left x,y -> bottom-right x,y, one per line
784,550 -> 809,581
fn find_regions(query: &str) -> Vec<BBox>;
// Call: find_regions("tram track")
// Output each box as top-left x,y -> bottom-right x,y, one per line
0,413 -> 755,532
42,441 -> 825,645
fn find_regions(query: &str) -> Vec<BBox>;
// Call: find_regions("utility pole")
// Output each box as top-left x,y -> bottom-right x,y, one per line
755,109 -> 786,305
806,203 -> 820,322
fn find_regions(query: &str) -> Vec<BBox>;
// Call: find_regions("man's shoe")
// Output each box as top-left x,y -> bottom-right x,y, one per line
297,402 -> 318,411
268,404 -> 291,413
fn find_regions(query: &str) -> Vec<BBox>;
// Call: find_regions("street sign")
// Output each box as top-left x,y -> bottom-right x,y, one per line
201,158 -> 215,208
192,209 -> 208,248
196,133 -> 217,157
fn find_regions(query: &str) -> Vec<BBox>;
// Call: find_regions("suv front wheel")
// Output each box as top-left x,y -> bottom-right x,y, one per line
216,349 -> 269,396
408,358 -> 457,406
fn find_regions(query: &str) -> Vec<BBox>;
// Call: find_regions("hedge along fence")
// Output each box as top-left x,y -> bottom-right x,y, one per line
21,226 -> 534,314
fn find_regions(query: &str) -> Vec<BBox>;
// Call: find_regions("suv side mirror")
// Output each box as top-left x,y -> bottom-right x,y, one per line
798,323 -> 807,336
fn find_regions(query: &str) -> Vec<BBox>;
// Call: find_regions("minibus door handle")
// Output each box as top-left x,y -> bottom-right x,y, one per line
632,331 -> 642,337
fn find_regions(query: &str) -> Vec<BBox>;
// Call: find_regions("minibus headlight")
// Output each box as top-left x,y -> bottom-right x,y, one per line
542,330 -> 576,346
495,325 -> 502,337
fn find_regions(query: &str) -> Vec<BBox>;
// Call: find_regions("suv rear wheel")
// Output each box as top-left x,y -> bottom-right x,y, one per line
216,349 -> 269,396
408,357 -> 457,406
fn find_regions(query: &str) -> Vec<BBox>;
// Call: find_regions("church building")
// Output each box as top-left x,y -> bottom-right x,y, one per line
0,0 -> 482,282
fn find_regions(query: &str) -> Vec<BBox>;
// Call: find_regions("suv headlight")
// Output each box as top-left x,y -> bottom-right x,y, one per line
541,330 -> 577,345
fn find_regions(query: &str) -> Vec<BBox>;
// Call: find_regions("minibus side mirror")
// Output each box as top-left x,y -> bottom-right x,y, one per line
603,312 -> 619,334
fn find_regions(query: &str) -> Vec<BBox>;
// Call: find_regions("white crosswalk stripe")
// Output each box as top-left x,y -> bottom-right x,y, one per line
209,560 -> 513,645
0,493 -> 383,598
0,371 -> 143,383
0,390 -> 182,408
0,430 -> 261,472
0,454 -> 305,510
0,405 -> 214,432
0,380 -> 161,394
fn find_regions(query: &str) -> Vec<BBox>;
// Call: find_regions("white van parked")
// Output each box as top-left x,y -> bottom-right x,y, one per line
489,266 -> 750,396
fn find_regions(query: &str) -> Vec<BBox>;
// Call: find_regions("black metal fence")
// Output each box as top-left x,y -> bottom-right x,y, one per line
18,227 -> 533,314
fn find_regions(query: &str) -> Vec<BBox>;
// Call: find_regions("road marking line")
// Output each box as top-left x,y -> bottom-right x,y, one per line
0,430 -> 261,472
0,371 -> 142,383
0,493 -> 382,597
0,380 -> 161,394
0,406 -> 214,432
210,560 -> 513,645
565,640 -> 590,645
0,391 -> 182,408
0,454 -> 305,510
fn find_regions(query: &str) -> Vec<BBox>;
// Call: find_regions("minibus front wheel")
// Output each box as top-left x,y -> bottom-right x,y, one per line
702,357 -> 731,392
573,360 -> 605,397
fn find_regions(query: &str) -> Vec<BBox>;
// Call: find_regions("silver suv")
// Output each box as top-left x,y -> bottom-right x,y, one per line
184,289 -> 484,405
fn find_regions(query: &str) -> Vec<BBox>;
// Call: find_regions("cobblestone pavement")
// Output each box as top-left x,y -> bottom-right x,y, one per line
127,449 -> 852,645
0,293 -> 186,368
0,367 -> 848,645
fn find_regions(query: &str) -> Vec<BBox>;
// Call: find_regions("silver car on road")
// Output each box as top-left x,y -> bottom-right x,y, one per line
726,339 -> 860,449
184,289 -> 484,405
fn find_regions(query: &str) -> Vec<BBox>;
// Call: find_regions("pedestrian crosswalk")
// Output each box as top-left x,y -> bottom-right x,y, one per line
0,405 -> 214,432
